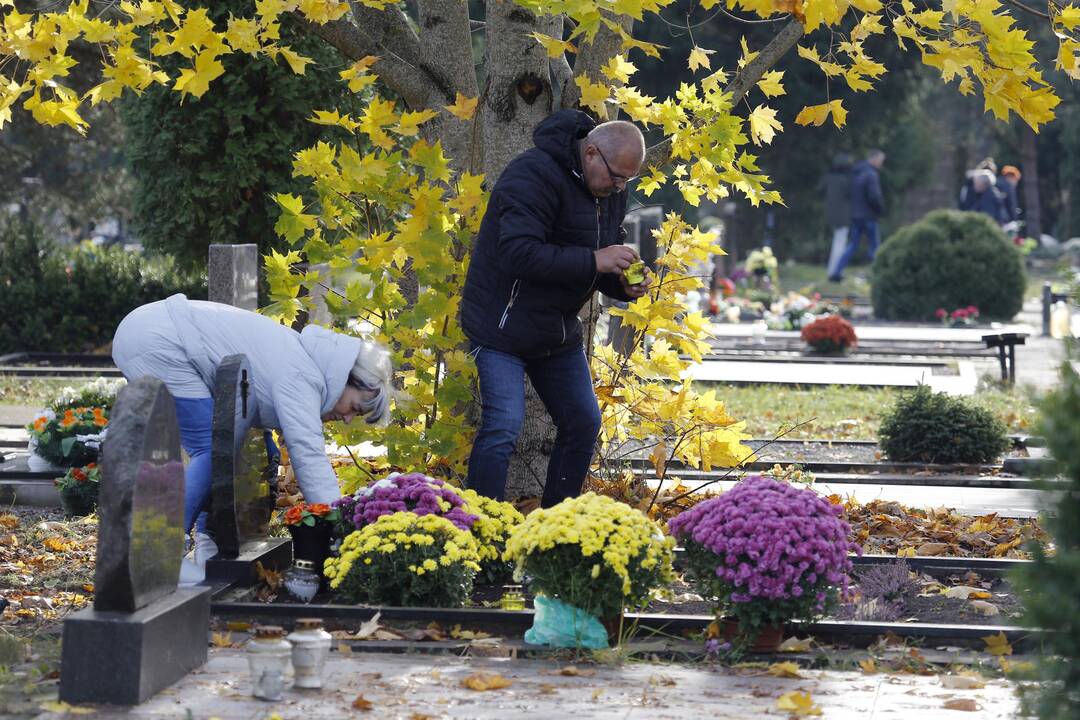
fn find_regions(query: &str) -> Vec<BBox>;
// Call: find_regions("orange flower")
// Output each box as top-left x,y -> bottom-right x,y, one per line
72,469 -> 87,482
93,416 -> 108,427
86,463 -> 97,469
308,503 -> 331,517
60,417 -> 77,429
63,409 -> 75,421
284,505 -> 304,525
33,417 -> 48,432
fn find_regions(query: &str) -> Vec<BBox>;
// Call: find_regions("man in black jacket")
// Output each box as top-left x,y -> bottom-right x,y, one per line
829,149 -> 885,282
460,110 -> 650,507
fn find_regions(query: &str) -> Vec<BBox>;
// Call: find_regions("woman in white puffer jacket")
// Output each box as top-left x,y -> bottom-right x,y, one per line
112,294 -> 392,579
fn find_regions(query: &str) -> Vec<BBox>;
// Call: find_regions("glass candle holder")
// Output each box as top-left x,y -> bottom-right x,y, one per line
287,618 -> 332,689
246,625 -> 291,701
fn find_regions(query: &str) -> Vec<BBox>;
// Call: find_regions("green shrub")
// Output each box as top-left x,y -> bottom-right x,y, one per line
878,385 -> 1010,464
0,218 -> 205,353
1017,362 -> 1080,719
871,209 -> 1026,321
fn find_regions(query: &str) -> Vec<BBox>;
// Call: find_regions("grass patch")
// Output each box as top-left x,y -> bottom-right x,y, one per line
778,262 -> 871,299
712,383 -> 1039,440
0,378 -> 68,410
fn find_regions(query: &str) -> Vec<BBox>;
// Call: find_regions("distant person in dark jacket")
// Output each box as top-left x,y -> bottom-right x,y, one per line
459,110 -> 649,507
998,165 -> 1021,225
821,152 -> 853,280
960,169 -> 1006,223
829,149 -> 885,282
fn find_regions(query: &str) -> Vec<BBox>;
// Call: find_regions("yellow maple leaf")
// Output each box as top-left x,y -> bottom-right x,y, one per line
444,92 -> 478,120
574,76 -> 610,116
461,672 -> 512,691
225,16 -> 261,55
982,631 -> 1013,657
173,50 -> 225,99
1060,5 -> 1080,30
793,102 -> 831,127
339,56 -> 378,92
395,109 -> 438,136
747,105 -> 782,145
530,32 -> 576,57
756,70 -> 785,97
601,54 -> 636,84
211,631 -> 232,647
43,537 -> 71,552
767,661 -> 804,678
39,701 -> 94,715
688,45 -> 715,72
776,690 -> 822,716
278,45 -> 312,75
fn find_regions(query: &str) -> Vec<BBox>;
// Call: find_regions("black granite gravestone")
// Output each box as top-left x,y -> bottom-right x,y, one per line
60,377 -> 210,705
205,355 -> 291,582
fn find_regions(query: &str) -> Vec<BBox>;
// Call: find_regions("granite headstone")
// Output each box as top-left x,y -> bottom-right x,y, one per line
208,354 -> 277,559
60,377 -> 209,705
208,243 -> 258,311
93,378 -> 185,612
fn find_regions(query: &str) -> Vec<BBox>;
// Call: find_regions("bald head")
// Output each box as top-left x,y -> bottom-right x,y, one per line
586,121 -> 645,162
581,120 -> 645,198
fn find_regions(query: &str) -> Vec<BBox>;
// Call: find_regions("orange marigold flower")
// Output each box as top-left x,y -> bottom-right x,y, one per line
63,409 -> 75,420
60,417 -> 77,428
283,505 -> 304,525
94,416 -> 108,427
308,503 -> 332,516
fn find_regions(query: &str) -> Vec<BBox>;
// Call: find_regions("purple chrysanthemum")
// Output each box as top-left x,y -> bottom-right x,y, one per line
669,475 -> 859,605
333,472 -> 478,532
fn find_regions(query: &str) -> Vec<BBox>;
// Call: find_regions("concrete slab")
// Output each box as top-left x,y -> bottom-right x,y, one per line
687,360 -> 978,395
658,478 -> 1057,518
34,649 -> 1022,720
0,405 -> 39,426
708,321 -> 1036,343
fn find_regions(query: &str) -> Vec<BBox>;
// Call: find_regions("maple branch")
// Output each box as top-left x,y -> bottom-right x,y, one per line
641,19 -> 804,170
999,0 -> 1051,20
297,10 -> 446,109
570,13 -> 633,118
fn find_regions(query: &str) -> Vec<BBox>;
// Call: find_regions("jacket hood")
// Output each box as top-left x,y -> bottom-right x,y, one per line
299,325 -> 362,414
533,110 -> 597,173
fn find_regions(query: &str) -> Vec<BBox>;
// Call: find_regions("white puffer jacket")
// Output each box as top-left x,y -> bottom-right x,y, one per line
113,294 -> 358,503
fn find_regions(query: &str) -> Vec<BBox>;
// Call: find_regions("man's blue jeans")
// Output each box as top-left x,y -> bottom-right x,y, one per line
466,344 -> 602,508
833,218 -> 881,279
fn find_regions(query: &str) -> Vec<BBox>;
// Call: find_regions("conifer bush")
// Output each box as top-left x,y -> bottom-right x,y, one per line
871,210 -> 1025,321
878,385 -> 1009,465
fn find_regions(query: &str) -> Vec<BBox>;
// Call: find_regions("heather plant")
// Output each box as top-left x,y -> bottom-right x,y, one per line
332,472 -> 478,535
878,385 -> 1010,465
837,561 -> 915,622
669,475 -> 856,638
324,511 -> 481,607
504,493 -> 675,622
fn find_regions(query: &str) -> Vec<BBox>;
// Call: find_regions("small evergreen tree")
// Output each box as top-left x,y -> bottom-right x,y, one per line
120,7 -> 353,269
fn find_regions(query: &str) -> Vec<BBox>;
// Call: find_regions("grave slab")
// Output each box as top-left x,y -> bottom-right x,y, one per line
38,648 -> 1022,720
687,359 -> 978,395
708,321 -> 1036,342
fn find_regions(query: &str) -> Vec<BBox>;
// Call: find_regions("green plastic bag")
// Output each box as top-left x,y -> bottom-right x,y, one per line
524,596 -> 609,649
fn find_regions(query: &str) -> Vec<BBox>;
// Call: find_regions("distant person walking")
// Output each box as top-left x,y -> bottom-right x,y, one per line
998,165 -> 1022,225
959,169 -> 1006,224
821,152 -> 853,281
829,149 -> 885,282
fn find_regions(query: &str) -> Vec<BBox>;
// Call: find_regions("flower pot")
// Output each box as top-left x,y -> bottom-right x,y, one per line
718,618 -> 784,653
601,611 -> 624,647
58,483 -> 98,518
288,523 -> 333,575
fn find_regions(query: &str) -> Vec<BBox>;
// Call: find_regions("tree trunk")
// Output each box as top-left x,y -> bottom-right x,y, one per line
1019,126 -> 1042,240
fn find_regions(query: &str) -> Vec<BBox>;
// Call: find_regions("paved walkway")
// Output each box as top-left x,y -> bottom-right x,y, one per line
35,650 -> 1022,720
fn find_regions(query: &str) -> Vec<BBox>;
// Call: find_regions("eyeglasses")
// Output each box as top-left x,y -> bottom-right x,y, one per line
594,146 -> 637,185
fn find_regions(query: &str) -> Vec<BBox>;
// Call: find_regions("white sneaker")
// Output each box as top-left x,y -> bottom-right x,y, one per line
179,558 -> 205,586
194,532 -> 218,564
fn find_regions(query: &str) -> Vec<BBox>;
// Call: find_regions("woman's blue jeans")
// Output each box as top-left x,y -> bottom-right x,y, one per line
466,345 -> 602,508
174,396 -> 214,535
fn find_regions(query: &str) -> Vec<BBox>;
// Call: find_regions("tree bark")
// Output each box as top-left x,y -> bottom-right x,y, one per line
1019,125 -> 1042,240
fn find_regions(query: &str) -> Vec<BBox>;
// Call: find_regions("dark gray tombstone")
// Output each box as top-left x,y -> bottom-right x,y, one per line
208,243 -> 258,311
206,355 -> 291,581
60,377 -> 210,705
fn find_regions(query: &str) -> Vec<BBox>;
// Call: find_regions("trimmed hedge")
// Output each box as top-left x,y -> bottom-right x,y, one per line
878,385 -> 1010,465
871,210 -> 1026,321
0,218 -> 205,353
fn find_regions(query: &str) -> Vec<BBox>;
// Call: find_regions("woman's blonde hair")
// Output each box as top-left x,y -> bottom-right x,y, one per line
347,339 -> 394,425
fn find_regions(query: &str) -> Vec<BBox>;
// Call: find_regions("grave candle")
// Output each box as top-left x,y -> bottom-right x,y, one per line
246,626 -> 291,701
287,618 -> 332,689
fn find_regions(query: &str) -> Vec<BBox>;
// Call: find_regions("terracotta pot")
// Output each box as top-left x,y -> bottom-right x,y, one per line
718,618 -> 784,652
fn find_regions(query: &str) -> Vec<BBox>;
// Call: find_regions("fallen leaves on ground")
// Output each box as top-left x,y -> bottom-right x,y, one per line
776,690 -> 822,716
841,499 -> 1047,558
1,510 -> 97,627
460,672 -> 513,691
940,673 -> 987,690
982,632 -> 1013,656
777,636 -> 813,652
39,700 -> 95,714
351,694 -> 375,711
557,665 -> 596,677
767,661 -> 804,678
942,698 -> 980,711
858,658 -> 878,674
